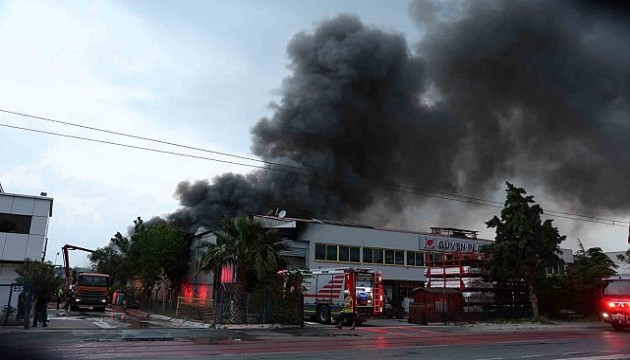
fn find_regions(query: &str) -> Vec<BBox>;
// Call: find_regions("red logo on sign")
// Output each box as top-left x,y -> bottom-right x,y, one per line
425,239 -> 435,249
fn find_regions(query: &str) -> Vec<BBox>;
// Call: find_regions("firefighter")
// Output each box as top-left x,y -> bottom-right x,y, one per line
338,290 -> 356,330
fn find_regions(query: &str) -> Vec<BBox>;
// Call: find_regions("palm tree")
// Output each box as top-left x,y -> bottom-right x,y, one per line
199,216 -> 286,324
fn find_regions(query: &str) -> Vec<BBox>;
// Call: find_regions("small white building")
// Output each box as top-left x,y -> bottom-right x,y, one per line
0,190 -> 54,284
605,251 -> 630,274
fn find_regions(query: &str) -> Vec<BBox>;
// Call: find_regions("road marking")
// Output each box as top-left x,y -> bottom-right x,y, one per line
92,319 -> 114,329
522,355 -> 543,358
476,358 -> 504,360
563,352 -> 585,356
554,355 -> 630,360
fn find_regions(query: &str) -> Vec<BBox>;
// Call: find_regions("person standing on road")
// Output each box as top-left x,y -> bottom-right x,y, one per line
56,288 -> 64,310
33,292 -> 50,327
338,290 -> 356,330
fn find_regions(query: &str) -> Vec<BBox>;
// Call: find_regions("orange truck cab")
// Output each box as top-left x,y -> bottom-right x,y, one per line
69,272 -> 110,312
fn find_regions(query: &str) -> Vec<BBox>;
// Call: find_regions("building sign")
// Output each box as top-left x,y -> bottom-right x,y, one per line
418,235 -> 486,253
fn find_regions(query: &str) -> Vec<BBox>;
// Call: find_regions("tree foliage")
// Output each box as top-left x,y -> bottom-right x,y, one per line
15,259 -> 63,300
482,182 -> 566,319
88,246 -> 129,288
92,217 -> 191,294
568,242 -> 617,315
615,249 -> 630,264
199,216 -> 287,324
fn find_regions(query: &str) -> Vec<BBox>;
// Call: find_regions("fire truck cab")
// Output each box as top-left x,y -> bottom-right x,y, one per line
302,267 -> 383,325
601,275 -> 630,331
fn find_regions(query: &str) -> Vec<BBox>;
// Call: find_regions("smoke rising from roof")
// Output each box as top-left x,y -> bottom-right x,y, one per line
170,1 -> 630,232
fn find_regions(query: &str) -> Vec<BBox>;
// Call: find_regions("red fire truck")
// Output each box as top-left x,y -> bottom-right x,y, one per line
601,275 -> 630,330
301,267 -> 384,325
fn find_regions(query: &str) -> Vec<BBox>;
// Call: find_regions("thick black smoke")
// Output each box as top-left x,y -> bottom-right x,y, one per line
170,1 -> 630,231
416,0 -> 630,210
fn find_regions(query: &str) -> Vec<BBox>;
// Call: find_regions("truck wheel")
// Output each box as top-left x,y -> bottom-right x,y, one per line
612,322 -> 626,331
316,305 -> 331,324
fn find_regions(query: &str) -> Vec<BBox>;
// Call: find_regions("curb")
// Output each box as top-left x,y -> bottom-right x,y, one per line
125,309 -> 213,329
214,324 -> 303,330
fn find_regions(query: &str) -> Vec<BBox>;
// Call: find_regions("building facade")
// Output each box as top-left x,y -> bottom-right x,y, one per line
255,215 -> 574,302
0,191 -> 54,284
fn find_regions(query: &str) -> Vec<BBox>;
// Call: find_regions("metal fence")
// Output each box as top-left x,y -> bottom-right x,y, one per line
123,287 -> 179,317
0,283 -> 32,327
176,297 -> 214,323
212,285 -> 275,325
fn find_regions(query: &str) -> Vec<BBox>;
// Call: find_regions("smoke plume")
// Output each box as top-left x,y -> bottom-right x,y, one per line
170,1 -> 630,232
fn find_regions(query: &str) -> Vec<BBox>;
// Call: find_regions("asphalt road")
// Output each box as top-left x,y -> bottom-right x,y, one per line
2,309 -> 630,360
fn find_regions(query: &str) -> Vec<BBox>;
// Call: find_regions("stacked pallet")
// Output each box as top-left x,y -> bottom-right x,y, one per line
425,252 -> 494,313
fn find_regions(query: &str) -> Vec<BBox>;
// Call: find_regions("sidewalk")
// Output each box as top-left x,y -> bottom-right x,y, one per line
125,308 -> 213,329
125,308 -> 305,330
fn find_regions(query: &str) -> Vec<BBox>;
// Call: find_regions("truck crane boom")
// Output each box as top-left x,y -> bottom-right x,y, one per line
62,244 -> 110,312
62,244 -> 95,290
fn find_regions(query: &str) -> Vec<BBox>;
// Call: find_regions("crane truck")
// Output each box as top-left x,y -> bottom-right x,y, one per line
62,244 -> 110,312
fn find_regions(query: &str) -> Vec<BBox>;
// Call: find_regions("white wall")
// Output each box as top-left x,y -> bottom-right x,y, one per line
302,224 -> 435,282
0,193 -> 53,284
299,223 -> 573,283
0,263 -> 19,284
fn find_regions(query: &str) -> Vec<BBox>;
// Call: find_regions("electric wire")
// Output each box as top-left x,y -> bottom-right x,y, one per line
1,114 -> 628,228
0,122 -> 304,174
0,109 -> 309,173
389,184 -> 628,227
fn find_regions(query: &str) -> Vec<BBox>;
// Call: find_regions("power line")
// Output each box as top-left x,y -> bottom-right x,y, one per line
0,122 -> 306,174
0,108 -> 309,173
1,115 -> 627,228
389,184 -> 628,227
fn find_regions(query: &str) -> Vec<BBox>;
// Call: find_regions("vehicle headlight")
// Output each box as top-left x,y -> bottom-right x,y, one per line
75,299 -> 81,302
603,312 -> 609,318
101,299 -> 107,303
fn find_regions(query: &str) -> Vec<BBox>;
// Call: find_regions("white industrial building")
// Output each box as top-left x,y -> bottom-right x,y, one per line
0,188 -> 54,284
254,214 -> 574,300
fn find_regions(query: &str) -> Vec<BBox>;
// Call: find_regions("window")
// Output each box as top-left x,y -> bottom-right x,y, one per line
78,275 -> 109,287
385,250 -> 394,265
326,245 -> 337,261
427,252 -> 441,264
350,247 -> 360,262
339,246 -> 349,262
363,247 -> 384,264
546,262 -> 565,276
406,251 -> 425,267
363,247 -> 373,263
0,213 -> 32,234
407,251 -> 416,266
363,247 -> 407,266
415,252 -> 425,266
373,248 -> 383,264
315,243 -> 360,263
315,244 -> 326,260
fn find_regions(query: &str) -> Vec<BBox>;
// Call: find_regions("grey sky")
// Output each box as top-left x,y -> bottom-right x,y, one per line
0,0 -> 628,267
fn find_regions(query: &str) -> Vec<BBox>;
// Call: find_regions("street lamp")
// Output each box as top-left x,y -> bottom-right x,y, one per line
54,252 -> 60,266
